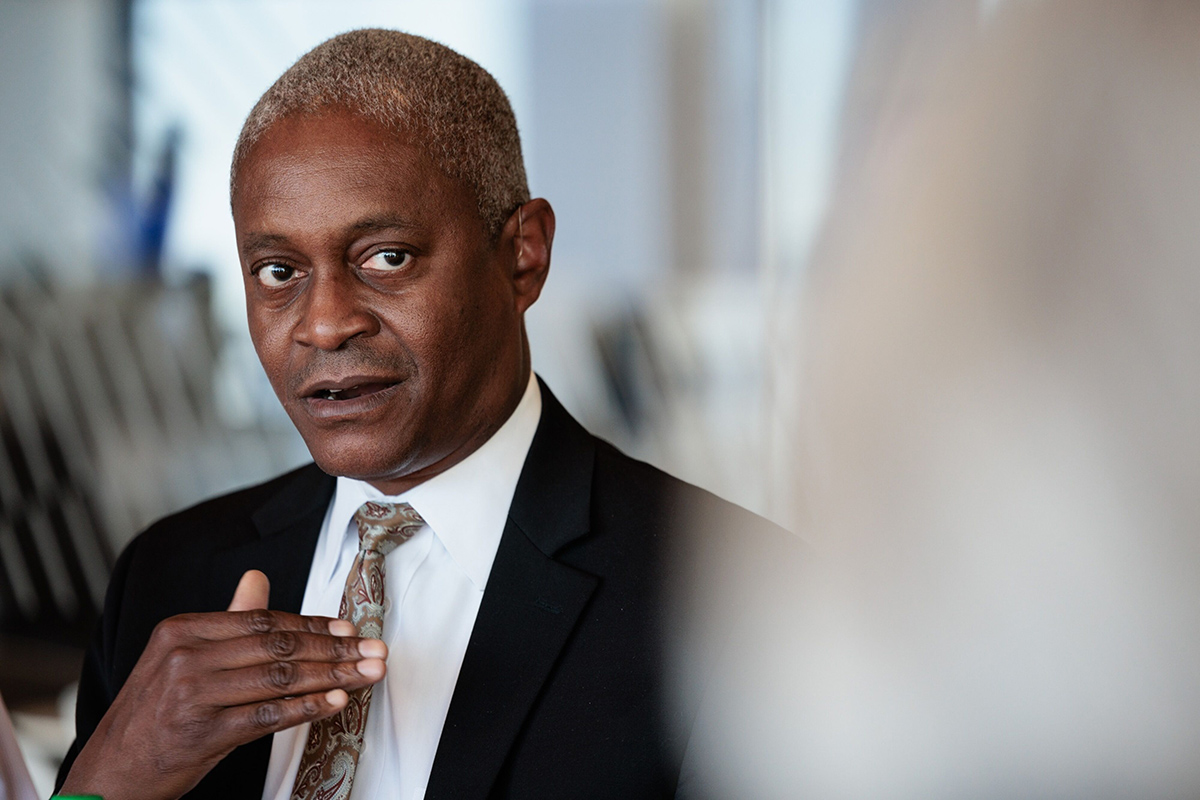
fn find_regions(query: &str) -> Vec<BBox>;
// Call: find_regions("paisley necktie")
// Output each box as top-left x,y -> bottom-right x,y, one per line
290,500 -> 424,800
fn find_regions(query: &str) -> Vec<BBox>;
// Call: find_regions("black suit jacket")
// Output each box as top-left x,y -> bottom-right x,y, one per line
59,382 -> 796,799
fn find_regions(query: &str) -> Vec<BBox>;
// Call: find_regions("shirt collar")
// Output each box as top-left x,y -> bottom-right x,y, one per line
324,371 -> 542,591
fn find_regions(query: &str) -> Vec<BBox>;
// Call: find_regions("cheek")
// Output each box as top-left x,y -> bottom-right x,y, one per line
398,309 -> 465,379
387,279 -> 486,369
246,309 -> 289,383
445,284 -> 505,365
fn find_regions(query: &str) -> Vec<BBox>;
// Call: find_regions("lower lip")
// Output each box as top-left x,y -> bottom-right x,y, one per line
300,382 -> 403,420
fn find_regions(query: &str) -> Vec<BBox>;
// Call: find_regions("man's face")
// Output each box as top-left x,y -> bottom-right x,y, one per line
232,109 -> 533,492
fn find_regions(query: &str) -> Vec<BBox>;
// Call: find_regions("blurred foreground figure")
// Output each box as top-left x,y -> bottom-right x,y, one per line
714,1 -> 1200,797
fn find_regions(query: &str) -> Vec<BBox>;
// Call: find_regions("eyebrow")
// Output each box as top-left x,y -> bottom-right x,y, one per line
240,232 -> 290,254
240,216 -> 422,255
348,215 -> 421,235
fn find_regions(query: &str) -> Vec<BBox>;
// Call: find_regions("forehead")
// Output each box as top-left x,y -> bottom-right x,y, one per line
232,110 -> 476,233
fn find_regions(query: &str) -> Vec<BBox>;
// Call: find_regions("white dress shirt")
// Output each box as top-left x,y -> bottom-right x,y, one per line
261,373 -> 542,800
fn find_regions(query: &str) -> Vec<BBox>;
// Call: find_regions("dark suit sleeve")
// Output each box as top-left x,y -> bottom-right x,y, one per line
55,534 -> 141,791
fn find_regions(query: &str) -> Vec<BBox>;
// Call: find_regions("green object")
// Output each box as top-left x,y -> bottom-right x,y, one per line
52,795 -> 104,799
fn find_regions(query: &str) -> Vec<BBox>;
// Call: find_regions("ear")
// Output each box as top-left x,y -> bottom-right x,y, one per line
503,198 -> 555,314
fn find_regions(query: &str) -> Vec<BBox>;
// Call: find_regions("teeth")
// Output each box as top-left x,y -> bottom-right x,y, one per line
315,384 -> 368,400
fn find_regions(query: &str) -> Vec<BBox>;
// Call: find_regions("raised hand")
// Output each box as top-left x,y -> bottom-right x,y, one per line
60,570 -> 387,800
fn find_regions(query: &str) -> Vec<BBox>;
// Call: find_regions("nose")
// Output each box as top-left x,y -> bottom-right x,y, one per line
293,267 -> 379,350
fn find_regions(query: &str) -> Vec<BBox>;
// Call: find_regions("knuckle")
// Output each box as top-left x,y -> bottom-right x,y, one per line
332,638 -> 356,660
152,615 -> 186,644
161,701 -> 214,751
299,696 -> 321,718
173,713 -> 210,742
267,659 -> 297,690
265,630 -> 298,659
245,608 -> 274,634
252,701 -> 282,729
163,646 -> 194,676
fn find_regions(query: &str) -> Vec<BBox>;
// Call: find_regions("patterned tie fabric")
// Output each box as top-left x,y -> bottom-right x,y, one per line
290,500 -> 424,800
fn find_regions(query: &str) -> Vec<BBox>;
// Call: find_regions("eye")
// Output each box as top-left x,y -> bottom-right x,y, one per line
255,263 -> 301,288
363,249 -> 413,272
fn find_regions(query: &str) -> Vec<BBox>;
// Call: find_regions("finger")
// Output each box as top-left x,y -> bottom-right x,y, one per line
221,689 -> 351,741
193,630 -> 387,670
158,609 -> 352,644
227,570 -> 270,612
209,658 -> 387,707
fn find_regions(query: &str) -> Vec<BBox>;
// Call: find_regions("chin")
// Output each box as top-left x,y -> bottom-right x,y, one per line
301,429 -> 412,483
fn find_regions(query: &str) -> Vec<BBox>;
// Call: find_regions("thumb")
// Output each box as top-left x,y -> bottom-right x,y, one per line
227,569 -> 270,612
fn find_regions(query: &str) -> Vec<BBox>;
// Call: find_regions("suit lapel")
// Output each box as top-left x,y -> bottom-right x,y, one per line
206,464 -> 334,615
425,381 -> 599,800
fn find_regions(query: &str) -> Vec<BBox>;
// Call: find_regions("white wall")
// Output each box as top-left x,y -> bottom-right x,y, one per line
0,0 -> 128,283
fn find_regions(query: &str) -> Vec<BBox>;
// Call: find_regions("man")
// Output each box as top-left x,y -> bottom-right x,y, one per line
57,29 -> 794,800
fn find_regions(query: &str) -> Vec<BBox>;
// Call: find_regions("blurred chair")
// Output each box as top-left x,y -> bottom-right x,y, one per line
0,278 -> 304,708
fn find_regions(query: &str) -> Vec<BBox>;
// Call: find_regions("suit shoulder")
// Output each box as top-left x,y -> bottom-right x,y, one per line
132,462 -> 329,551
589,436 -> 797,553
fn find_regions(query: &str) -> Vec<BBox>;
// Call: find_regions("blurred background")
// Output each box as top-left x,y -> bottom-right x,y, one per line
4,0 -> 1200,796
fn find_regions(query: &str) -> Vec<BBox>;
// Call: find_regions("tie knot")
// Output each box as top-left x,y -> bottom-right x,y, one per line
353,501 -> 424,556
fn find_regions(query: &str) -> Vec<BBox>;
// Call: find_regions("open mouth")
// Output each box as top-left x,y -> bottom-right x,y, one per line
310,381 -> 396,402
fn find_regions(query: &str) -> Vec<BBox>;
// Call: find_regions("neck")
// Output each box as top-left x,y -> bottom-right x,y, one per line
365,360 -> 532,496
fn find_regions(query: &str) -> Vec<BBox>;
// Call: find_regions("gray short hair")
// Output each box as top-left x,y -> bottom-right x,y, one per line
231,28 -> 529,238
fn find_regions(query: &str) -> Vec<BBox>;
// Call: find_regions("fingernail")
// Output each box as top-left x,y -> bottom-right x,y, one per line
357,639 -> 386,659
326,689 -> 348,708
329,620 -> 355,636
357,658 -> 386,680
